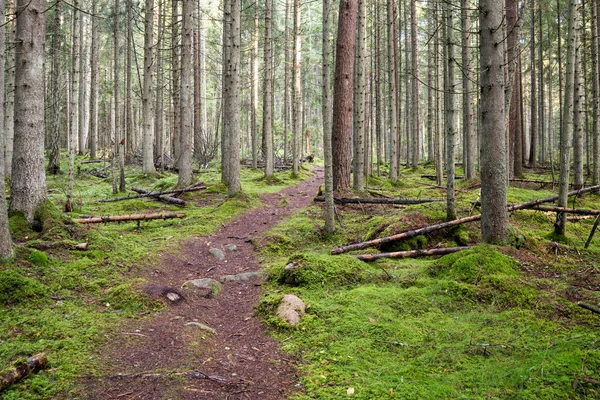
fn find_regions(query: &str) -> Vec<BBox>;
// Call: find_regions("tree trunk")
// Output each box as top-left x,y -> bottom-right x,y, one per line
322,0 -> 334,232
594,0 -> 600,185
480,0 -> 510,243
142,0 -> 156,173
89,0 -> 99,159
444,2 -> 456,221
193,3 -> 201,164
155,0 -> 165,170
332,0 -> 357,193
67,5 -> 80,209
573,20 -> 584,191
434,0 -> 443,186
374,0 -> 382,176
171,0 -> 180,165
556,0 -> 578,235
251,3 -> 259,168
4,0 -> 14,178
461,0 -> 474,179
283,0 -> 291,163
47,0 -> 61,174
0,0 -> 12,259
292,0 -> 302,176
387,0 -> 399,183
352,0 -> 365,190
410,0 -> 419,169
263,0 -> 274,178
114,0 -> 125,193
178,0 -> 193,187
9,0 -> 47,223
78,7 -> 87,155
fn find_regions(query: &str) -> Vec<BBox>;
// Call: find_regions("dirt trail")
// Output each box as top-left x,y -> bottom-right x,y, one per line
85,167 -> 323,400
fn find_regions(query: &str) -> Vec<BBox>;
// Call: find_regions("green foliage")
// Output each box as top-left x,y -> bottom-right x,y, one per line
0,269 -> 48,306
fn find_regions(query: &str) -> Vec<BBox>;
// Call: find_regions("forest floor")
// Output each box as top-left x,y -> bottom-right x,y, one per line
83,167 -> 324,399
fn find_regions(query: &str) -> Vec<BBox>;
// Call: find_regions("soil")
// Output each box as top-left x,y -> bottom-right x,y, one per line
84,167 -> 324,400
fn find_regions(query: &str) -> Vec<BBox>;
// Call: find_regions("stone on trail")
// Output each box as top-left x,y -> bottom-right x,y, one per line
185,321 -> 217,334
276,294 -> 306,326
225,244 -> 238,252
209,248 -> 225,260
219,271 -> 268,283
182,278 -> 223,297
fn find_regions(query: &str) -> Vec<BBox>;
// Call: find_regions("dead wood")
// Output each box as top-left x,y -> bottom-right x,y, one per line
332,184 -> 600,255
355,246 -> 474,261
313,196 -> 442,205
1,353 -> 48,392
567,215 -> 596,221
81,159 -> 104,164
87,170 -> 108,179
98,185 -> 207,203
528,205 -> 600,215
131,186 -> 186,206
74,213 -> 186,224
585,215 -> 600,249
422,174 -> 464,180
108,370 -> 248,386
28,242 -> 88,250
578,302 -> 600,314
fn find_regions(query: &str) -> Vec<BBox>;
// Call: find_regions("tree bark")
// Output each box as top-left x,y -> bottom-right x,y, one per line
387,0 -> 399,183
410,0 -> 419,169
47,0 -> 61,175
573,19 -> 584,191
178,0 -> 193,187
9,0 -> 47,223
480,0 -> 511,243
332,0 -> 358,193
251,3 -> 259,169
462,0 -> 475,179
444,2 -> 456,220
171,0 -> 180,166
4,0 -> 14,178
556,0 -> 578,236
352,0 -> 365,190
74,213 -> 186,224
0,0 -> 12,259
142,0 -> 156,173
89,0 -> 99,159
263,0 -> 274,178
529,0 -> 537,167
322,0 -> 334,232
291,0 -> 302,176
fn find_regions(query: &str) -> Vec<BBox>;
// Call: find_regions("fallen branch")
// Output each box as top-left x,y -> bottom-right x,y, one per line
333,184 -> 600,255
528,205 -> 600,215
74,213 -> 185,224
98,185 -> 207,203
1,353 -> 48,392
585,215 -> 600,249
355,246 -> 474,261
313,196 -> 442,205
131,186 -> 186,206
578,302 -> 600,314
87,170 -> 108,179
422,174 -> 464,180
109,370 -> 248,386
567,215 -> 596,221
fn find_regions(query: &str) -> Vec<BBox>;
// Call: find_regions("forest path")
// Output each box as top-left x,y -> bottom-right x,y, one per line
85,167 -> 324,400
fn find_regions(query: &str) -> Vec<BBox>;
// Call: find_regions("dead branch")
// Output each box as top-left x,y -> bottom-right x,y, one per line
529,205 -> 600,215
585,215 -> 600,249
109,370 -> 249,386
313,196 -> 442,205
422,174 -> 464,180
131,187 -> 186,206
74,213 -> 185,224
355,246 -> 474,261
578,302 -> 600,314
1,353 -> 48,392
98,185 -> 207,203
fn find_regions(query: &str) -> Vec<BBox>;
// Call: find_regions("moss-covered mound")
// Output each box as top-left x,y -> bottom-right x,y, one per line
274,253 -> 369,287
0,269 -> 48,306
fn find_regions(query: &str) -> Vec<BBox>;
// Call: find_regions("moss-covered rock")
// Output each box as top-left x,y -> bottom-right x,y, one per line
103,283 -> 163,313
275,253 -> 367,287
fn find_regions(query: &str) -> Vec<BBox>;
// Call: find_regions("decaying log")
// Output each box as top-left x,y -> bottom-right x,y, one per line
1,353 -> 48,392
567,215 -> 597,221
81,159 -> 104,164
131,186 -> 186,206
528,205 -> 600,215
28,242 -> 88,251
75,243 -> 88,250
422,174 -> 464,180
355,246 -> 474,261
74,213 -> 186,224
313,196 -> 442,205
585,215 -> 600,249
331,214 -> 482,255
87,170 -> 108,179
98,185 -> 207,203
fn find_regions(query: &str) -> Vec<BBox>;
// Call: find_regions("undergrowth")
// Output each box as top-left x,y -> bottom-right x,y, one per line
258,163 -> 600,399
0,154 -> 310,399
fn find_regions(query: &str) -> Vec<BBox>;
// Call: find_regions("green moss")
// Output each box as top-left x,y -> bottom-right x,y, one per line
0,269 -> 48,306
102,283 -> 163,314
274,253 -> 369,287
431,245 -> 518,284
28,250 -> 48,267
9,212 -> 35,239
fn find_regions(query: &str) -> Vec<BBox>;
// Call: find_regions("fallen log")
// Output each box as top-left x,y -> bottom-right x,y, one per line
331,214 -> 482,255
578,302 -> 600,315
131,186 -> 186,206
422,174 -> 464,180
567,215 -> 596,221
98,185 -> 207,203
333,184 -> 600,255
528,205 -> 600,215
585,215 -> 600,249
74,213 -> 185,224
1,353 -> 48,392
313,196 -> 442,205
87,170 -> 108,179
355,246 -> 474,261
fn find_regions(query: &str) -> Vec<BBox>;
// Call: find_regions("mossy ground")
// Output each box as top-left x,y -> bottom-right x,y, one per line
0,154 -> 310,399
259,163 -> 600,399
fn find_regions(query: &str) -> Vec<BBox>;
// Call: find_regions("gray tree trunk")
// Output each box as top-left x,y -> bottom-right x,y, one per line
323,0 -> 334,232
410,0 -> 419,169
142,0 -> 156,173
461,0 -> 475,179
48,0 -> 61,174
292,0 -> 302,176
89,0 -> 99,159
4,0 -> 14,178
178,0 -> 193,186
529,0 -> 537,168
283,0 -> 291,163
444,2 -> 456,221
78,8 -> 87,155
251,4 -> 259,168
573,23 -> 584,190
480,0 -> 510,244
556,0 -> 578,236
374,0 -> 382,176
263,0 -> 274,178
387,0 -> 398,182
0,0 -> 12,260
155,0 -> 165,170
172,0 -> 180,165
352,0 -> 365,190
9,0 -> 47,223
594,0 -> 600,185
67,5 -> 80,209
